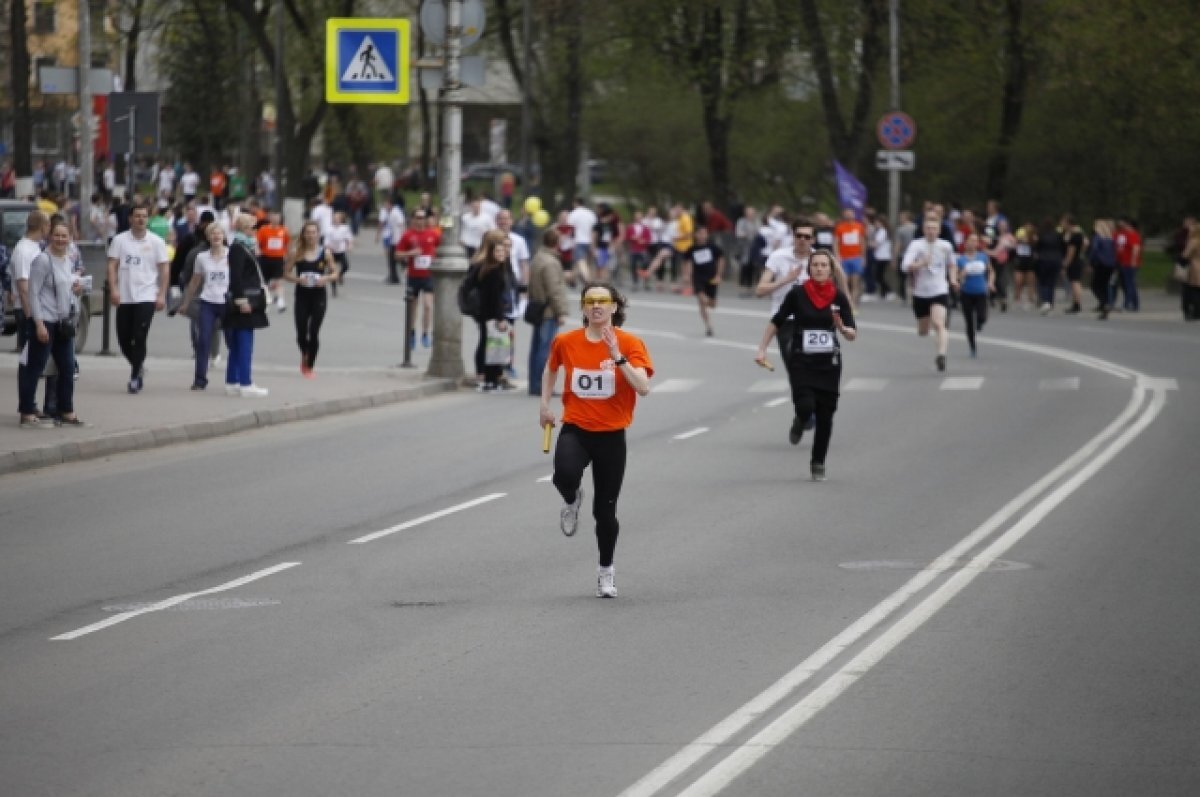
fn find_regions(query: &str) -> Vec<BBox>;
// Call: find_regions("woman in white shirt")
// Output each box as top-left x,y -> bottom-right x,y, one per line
178,223 -> 230,390
871,218 -> 892,300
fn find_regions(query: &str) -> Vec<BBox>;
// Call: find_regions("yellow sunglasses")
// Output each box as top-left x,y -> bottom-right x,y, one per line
581,297 -> 614,307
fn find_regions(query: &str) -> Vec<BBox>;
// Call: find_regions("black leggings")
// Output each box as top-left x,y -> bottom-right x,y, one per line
294,287 -> 327,367
960,293 -> 988,351
1091,264 -> 1114,306
788,376 -> 838,465
553,424 -> 627,567
115,302 -> 156,379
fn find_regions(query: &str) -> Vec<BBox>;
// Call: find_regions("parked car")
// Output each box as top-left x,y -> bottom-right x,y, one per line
461,162 -> 526,183
2,200 -> 103,353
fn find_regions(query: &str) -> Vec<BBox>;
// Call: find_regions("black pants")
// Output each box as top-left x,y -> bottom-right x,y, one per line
115,302 -> 156,379
294,287 -> 327,367
553,424 -> 627,567
960,293 -> 988,351
1091,264 -> 1114,307
474,319 -> 504,385
788,375 -> 838,466
1183,284 -> 1200,321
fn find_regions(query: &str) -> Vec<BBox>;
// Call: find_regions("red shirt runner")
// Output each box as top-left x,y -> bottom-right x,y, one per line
397,227 -> 442,277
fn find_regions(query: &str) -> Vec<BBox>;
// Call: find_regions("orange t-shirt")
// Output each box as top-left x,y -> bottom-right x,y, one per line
257,225 -> 291,259
834,220 -> 866,260
549,327 -> 654,432
210,172 -> 227,197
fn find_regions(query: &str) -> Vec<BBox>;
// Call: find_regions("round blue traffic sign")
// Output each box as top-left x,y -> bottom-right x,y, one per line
877,112 -> 916,150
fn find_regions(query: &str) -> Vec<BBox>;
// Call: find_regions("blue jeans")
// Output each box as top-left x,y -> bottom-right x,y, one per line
19,320 -> 75,416
194,300 -> 224,387
528,317 -> 559,395
1119,266 -> 1139,310
224,327 -> 255,386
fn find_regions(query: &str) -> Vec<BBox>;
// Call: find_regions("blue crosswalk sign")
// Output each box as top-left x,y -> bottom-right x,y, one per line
326,19 -> 411,105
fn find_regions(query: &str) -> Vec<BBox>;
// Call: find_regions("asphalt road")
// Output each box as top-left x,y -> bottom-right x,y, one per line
2,245 -> 1197,796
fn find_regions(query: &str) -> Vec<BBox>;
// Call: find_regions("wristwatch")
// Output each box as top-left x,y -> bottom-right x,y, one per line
613,356 -> 628,367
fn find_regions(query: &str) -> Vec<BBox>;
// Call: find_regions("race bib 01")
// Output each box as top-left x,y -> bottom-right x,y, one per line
802,329 -> 836,355
570,367 -> 616,399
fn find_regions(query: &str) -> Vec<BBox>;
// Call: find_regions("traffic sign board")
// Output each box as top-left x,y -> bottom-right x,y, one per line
877,112 -> 916,150
876,150 -> 915,171
326,19 -> 411,105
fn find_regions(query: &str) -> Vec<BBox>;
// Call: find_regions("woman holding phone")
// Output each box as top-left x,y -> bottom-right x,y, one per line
755,249 -> 856,481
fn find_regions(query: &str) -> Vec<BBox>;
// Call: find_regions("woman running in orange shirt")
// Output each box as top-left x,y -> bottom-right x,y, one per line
539,283 -> 653,598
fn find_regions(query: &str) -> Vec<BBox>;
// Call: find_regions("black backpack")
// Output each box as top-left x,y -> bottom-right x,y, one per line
457,263 -> 482,319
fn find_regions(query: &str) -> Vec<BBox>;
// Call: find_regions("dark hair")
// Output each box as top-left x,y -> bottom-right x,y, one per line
578,281 -> 627,327
199,210 -> 215,224
542,228 -> 560,248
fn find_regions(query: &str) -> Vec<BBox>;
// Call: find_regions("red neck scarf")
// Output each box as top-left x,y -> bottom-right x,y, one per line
803,278 -> 837,310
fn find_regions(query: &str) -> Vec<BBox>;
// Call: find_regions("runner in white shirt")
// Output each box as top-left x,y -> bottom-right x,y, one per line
157,164 -> 176,199
325,211 -> 354,295
901,215 -> 959,372
480,195 -> 502,221
106,204 -> 170,393
180,165 -> 200,201
310,197 -> 334,243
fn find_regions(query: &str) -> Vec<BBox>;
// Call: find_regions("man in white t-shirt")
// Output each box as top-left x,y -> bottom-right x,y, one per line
157,162 -> 176,199
480,193 -> 501,222
106,204 -> 170,393
373,163 -> 395,207
10,211 -> 49,386
309,196 -> 334,242
566,197 -> 598,268
180,164 -> 200,202
901,215 -> 958,372
376,198 -> 407,284
460,197 -> 495,257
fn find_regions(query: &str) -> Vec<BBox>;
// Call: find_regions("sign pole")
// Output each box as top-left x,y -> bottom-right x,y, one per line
427,0 -> 468,381
887,0 -> 901,237
78,0 -> 94,238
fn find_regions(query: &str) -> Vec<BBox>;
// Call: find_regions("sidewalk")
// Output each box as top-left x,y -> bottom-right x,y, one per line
0,352 -> 458,476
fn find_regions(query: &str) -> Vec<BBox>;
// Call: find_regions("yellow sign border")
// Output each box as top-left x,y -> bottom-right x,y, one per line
326,18 -> 410,105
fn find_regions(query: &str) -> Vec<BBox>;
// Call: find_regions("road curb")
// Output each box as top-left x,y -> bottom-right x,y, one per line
0,379 -> 459,478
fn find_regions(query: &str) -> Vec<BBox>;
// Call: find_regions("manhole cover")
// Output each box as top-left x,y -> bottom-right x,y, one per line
102,597 -> 281,612
839,559 -> 1031,572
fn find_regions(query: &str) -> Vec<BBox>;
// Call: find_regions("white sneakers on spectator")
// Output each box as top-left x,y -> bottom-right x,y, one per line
225,383 -> 240,396
239,385 -> 269,398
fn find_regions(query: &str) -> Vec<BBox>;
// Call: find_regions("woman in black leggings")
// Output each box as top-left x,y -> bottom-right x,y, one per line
284,221 -> 339,377
755,250 -> 857,481
539,283 -> 654,598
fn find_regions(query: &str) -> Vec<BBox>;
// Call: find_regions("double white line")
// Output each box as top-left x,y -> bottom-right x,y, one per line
619,370 -> 1170,794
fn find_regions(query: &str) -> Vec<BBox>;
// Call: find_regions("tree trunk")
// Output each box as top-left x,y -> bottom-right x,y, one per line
696,7 -> 733,208
10,0 -> 31,175
985,0 -> 1029,202
556,0 -> 584,206
124,0 -> 145,92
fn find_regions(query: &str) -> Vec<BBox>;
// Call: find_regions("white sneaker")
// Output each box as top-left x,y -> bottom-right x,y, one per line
596,565 -> 618,598
239,384 -> 269,398
560,487 -> 584,537
1039,303 -> 1052,315
224,383 -> 240,396
860,294 -> 877,303
211,354 -> 221,366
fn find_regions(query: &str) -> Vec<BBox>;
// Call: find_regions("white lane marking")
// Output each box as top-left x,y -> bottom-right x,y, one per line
1137,377 -> 1178,391
655,378 -> 702,393
843,378 -> 889,392
672,388 -> 1167,797
673,427 -> 710,441
624,326 -> 687,341
1039,377 -> 1081,391
940,376 -> 985,391
763,397 -> 790,408
536,475 -> 553,483
348,493 -> 507,544
748,379 -> 789,393
617,386 -> 1152,797
50,562 -> 302,641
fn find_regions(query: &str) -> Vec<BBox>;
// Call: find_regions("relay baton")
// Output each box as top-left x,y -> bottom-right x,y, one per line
542,423 -> 553,453
755,357 -> 775,372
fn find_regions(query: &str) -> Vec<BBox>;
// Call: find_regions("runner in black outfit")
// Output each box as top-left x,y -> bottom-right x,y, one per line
755,250 -> 857,481
284,220 -> 340,377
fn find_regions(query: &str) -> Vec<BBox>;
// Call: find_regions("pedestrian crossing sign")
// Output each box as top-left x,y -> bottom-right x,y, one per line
326,18 -> 411,105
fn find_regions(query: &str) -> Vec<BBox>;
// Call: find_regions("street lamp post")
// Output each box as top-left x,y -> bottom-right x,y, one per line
78,0 -> 94,239
426,0 -> 468,381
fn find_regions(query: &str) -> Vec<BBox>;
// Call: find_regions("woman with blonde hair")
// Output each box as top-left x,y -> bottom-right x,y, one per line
469,229 -> 515,391
1087,219 -> 1117,320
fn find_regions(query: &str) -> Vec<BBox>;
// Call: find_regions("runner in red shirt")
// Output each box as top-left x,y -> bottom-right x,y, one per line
395,209 -> 442,347
210,167 -> 228,211
1114,217 -> 1142,311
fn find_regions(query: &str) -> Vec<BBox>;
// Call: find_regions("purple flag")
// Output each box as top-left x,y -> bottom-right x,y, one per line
833,161 -> 867,219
